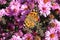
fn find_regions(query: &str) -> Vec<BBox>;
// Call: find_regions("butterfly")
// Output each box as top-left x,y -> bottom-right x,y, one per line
24,12 -> 39,28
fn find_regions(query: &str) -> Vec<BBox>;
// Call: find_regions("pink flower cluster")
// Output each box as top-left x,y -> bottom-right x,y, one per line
0,0 -> 60,40
38,0 -> 60,17
0,0 -> 31,17
45,19 -> 60,40
0,0 -> 6,4
10,33 -> 33,40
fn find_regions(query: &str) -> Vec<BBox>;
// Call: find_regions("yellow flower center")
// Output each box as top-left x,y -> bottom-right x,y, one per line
50,33 -> 55,38
50,22 -> 56,27
49,14 -> 54,19
43,0 -> 49,3
26,36 -> 31,40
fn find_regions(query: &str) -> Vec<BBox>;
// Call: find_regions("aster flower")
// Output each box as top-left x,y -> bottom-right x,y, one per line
9,35 -> 22,40
5,7 -> 12,16
3,0 -> 21,16
38,0 -> 52,17
45,28 -> 58,40
49,19 -> 60,32
49,19 -> 60,28
0,9 -> 6,17
38,4 -> 51,17
49,19 -> 60,38
52,20 -> 60,37
0,0 -> 6,4
51,3 -> 60,10
14,30 -> 23,37
22,33 -> 33,40
9,0 -> 21,16
50,19 -> 59,27
5,0 -> 21,16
